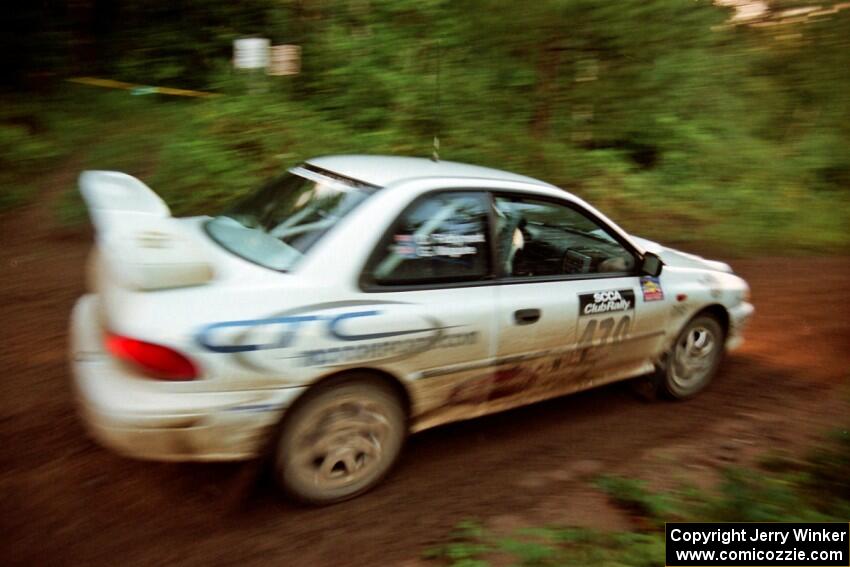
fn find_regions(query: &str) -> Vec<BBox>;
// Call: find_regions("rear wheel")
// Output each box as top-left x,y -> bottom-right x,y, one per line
663,314 -> 725,399
273,376 -> 406,505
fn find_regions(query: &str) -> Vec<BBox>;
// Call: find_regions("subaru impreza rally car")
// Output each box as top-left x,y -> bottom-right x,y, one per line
70,155 -> 753,504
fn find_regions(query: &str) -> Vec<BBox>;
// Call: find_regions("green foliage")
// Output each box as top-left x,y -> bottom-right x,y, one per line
497,537 -> 557,565
804,426 -> 850,516
594,475 -> 675,526
424,523 -> 666,567
426,425 -> 850,566
423,521 -> 494,566
0,124 -> 55,210
2,1 -> 848,252
686,426 -> 850,522
688,467 -> 827,523
0,95 -> 71,211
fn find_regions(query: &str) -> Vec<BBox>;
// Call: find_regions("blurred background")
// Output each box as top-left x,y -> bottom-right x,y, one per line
1,3 -> 848,566
1,0 -> 848,251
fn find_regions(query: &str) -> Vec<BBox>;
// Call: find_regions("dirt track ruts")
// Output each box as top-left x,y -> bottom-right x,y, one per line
1,189 -> 848,566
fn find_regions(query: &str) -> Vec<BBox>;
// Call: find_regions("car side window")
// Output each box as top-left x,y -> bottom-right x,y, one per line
368,192 -> 491,285
493,195 -> 636,278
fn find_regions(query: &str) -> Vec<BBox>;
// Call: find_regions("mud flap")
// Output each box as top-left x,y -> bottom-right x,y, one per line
629,359 -> 666,402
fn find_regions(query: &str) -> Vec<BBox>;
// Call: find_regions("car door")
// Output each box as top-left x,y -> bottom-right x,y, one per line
359,190 -> 500,431
491,193 -> 668,407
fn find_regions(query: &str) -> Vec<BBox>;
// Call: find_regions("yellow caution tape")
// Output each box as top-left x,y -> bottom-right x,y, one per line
67,77 -> 220,98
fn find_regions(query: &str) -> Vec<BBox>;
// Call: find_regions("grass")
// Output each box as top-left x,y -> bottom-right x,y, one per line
423,425 -> 850,566
424,522 -> 666,567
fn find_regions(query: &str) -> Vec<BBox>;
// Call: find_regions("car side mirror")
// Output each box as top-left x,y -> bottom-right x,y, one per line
640,252 -> 663,277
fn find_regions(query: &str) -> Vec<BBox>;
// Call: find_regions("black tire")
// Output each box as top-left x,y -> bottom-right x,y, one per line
273,375 -> 407,505
662,314 -> 726,399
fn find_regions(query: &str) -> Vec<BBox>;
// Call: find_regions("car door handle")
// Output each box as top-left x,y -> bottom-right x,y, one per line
514,308 -> 541,325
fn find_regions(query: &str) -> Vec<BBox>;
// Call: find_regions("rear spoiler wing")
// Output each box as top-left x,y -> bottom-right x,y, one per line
79,171 -> 170,232
78,171 -> 213,290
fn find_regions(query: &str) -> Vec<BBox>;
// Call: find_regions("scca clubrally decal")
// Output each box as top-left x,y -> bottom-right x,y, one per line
579,289 -> 635,317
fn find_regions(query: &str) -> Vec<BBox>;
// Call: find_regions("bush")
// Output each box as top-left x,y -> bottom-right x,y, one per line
0,120 -> 61,210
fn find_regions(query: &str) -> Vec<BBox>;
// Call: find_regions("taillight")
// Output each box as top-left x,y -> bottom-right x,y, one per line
105,333 -> 199,380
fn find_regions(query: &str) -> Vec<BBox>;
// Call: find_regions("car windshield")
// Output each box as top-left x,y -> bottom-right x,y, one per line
206,167 -> 377,271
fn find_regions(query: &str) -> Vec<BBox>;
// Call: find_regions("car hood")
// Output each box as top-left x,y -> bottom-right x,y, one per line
630,235 -> 733,273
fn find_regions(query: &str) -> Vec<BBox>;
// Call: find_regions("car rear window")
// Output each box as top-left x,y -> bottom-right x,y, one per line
206,167 -> 377,271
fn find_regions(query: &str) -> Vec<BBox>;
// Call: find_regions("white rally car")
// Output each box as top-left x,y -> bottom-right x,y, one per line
70,155 -> 753,504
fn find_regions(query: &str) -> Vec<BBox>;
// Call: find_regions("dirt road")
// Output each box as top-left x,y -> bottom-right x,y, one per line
1,192 -> 848,566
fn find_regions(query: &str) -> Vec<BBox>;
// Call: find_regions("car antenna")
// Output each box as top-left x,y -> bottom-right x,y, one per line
431,37 -> 441,162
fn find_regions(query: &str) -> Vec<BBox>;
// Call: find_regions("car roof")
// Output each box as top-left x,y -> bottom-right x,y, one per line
305,155 -> 554,188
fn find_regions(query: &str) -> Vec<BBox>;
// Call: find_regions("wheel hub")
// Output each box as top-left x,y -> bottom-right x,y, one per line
292,399 -> 391,490
671,325 -> 717,388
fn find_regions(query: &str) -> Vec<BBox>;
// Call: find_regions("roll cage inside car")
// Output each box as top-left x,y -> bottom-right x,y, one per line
359,187 -> 654,292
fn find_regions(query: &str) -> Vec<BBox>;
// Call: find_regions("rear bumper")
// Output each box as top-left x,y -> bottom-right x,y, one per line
70,294 -> 306,461
726,300 -> 754,351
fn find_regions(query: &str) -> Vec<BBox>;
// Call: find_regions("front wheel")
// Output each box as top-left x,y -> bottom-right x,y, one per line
662,314 -> 725,399
273,376 -> 407,505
